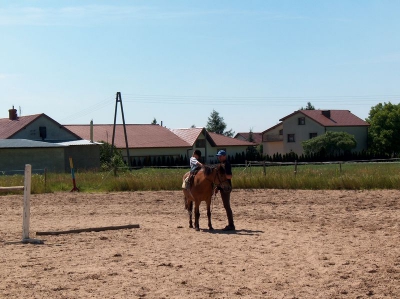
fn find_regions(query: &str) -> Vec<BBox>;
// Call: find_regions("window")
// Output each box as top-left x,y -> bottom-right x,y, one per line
298,117 -> 305,125
279,129 -> 283,135
195,139 -> 206,148
309,133 -> 317,139
287,134 -> 295,142
39,126 -> 47,140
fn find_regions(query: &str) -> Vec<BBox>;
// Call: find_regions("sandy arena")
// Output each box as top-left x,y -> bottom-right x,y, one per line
1,189 -> 399,298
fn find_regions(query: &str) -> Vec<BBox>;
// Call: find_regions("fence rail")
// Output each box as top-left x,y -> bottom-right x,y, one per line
241,158 -> 400,176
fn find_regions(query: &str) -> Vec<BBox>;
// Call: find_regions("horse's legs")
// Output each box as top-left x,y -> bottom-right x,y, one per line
206,201 -> 213,230
194,202 -> 200,231
188,200 -> 193,228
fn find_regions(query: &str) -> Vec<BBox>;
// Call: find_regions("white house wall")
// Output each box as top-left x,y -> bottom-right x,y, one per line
209,146 -> 249,164
124,147 -> 190,162
12,116 -> 78,141
282,114 -> 327,155
262,123 -> 283,156
263,112 -> 368,156
282,114 -> 306,154
264,142 -> 283,156
117,130 -> 255,165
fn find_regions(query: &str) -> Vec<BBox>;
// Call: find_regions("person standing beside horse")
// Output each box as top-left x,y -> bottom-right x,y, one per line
215,150 -> 235,231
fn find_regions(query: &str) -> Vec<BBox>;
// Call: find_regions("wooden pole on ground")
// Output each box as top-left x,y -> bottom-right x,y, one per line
0,186 -> 24,191
36,224 -> 140,236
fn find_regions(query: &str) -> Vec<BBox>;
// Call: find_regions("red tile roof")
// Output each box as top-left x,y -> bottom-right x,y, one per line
234,132 -> 263,144
207,132 -> 255,146
0,114 -> 43,138
170,128 -> 204,146
171,128 -> 255,147
280,110 -> 370,127
65,124 -> 191,149
0,113 -> 81,140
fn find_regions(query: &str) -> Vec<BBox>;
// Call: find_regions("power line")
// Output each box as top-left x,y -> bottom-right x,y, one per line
59,93 -> 400,122
121,94 -> 400,105
59,97 -> 114,122
123,93 -> 400,99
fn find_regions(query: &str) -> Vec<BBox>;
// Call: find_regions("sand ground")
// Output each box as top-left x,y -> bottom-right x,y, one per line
1,189 -> 399,298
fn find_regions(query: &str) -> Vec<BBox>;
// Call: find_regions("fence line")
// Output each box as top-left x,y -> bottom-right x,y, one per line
0,168 -> 47,175
242,158 -> 400,176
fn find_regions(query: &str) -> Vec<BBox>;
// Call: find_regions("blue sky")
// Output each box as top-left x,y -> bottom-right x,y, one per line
1,0 -> 399,134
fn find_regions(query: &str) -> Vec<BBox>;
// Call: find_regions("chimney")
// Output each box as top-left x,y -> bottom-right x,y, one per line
161,120 -> 163,127
8,106 -> 17,120
322,110 -> 331,118
90,120 -> 94,143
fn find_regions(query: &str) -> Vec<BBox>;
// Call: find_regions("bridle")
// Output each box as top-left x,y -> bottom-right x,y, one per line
206,164 -> 228,189
208,164 -> 229,211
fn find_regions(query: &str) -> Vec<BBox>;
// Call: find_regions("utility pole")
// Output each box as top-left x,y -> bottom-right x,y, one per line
111,92 -> 131,168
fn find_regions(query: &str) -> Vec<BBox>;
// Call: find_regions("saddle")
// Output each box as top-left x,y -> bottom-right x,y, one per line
182,167 -> 201,189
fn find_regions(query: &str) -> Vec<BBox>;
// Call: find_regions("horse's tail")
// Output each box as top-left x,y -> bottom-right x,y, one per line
183,194 -> 189,210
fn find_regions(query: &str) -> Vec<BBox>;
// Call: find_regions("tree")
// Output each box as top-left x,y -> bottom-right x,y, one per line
302,131 -> 357,156
99,141 -> 126,171
246,128 -> 259,160
366,102 -> 400,156
206,109 -> 235,137
151,118 -> 158,125
300,102 -> 315,110
248,128 -> 254,142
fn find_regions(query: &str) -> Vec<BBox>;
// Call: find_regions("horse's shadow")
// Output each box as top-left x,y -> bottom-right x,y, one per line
203,228 -> 264,236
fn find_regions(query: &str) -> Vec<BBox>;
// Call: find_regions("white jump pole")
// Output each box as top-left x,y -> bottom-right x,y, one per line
22,164 -> 32,240
2,164 -> 43,244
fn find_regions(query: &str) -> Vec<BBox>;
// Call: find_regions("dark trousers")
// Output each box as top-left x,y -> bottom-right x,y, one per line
220,190 -> 234,226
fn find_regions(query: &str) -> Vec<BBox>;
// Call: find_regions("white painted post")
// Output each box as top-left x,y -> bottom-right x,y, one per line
22,164 -> 31,240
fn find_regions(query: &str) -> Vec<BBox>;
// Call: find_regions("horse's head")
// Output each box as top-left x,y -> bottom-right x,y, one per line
213,164 -> 231,192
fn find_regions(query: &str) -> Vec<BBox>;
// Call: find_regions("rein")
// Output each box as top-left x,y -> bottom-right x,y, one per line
204,165 -> 227,188
206,165 -> 228,212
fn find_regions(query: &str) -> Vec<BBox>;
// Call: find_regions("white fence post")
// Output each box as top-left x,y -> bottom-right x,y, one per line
22,164 -> 31,240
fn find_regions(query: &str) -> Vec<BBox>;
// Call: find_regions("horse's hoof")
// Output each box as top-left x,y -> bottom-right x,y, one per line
195,227 -> 200,231
189,225 -> 193,228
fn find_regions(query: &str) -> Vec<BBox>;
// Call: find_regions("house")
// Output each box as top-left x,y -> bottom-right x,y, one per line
65,124 -> 192,166
171,127 -> 255,163
66,125 -> 255,165
0,107 -> 100,173
0,107 -> 81,142
0,139 -> 100,174
0,106 -> 255,171
234,132 -> 263,145
262,110 -> 370,156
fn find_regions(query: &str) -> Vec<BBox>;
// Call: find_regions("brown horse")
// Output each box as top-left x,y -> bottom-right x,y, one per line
182,164 -> 230,231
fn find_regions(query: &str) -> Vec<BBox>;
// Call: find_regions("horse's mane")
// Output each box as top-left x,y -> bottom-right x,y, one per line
202,164 -> 225,176
202,164 -> 214,176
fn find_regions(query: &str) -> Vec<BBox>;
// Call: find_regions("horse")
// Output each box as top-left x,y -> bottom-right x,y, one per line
182,164 -> 230,231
